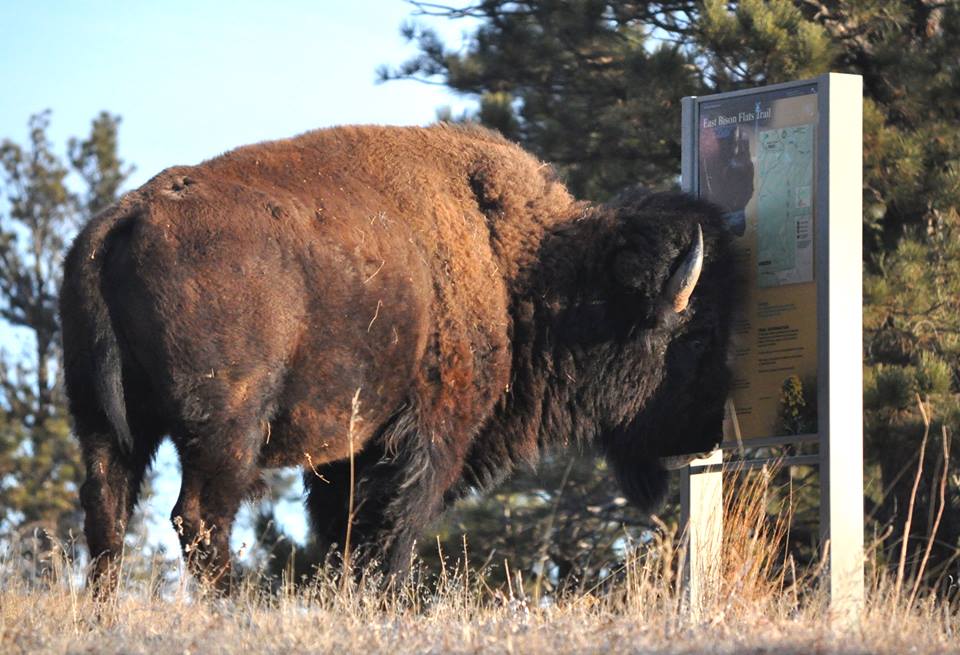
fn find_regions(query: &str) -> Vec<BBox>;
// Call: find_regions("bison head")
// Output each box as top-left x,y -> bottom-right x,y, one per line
594,191 -> 735,511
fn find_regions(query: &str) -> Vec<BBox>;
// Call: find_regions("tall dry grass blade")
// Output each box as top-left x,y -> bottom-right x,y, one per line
532,457 -> 574,603
341,387 -> 362,592
718,462 -> 788,615
895,394 -> 930,599
908,425 -> 950,607
436,535 -> 449,592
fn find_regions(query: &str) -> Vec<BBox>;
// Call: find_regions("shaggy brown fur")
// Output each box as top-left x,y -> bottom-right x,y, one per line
60,124 -> 733,590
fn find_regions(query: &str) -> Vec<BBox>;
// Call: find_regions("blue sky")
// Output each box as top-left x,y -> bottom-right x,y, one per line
1,0 -> 477,559
1,1 -> 474,186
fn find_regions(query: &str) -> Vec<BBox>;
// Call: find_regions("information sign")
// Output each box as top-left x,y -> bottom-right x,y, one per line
679,73 -> 864,618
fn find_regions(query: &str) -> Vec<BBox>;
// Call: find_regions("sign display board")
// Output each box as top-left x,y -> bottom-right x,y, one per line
679,73 -> 864,617
695,85 -> 820,442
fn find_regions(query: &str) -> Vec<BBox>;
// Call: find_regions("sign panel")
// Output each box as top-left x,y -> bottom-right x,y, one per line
690,84 -> 820,442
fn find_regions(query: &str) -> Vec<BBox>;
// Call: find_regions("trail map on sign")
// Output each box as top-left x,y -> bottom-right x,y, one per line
757,125 -> 814,287
697,87 -> 819,440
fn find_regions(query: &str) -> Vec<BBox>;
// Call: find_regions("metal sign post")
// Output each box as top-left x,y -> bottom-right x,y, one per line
679,73 -> 864,618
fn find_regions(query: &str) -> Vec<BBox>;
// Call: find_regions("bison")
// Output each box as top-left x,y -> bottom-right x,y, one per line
60,124 -> 733,591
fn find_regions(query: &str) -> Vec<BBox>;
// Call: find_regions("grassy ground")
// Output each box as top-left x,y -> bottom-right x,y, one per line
1,569 -> 957,654
2,470 -> 957,654
2,538 -> 957,653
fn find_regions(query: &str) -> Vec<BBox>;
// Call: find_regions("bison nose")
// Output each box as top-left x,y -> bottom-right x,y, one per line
659,450 -> 713,470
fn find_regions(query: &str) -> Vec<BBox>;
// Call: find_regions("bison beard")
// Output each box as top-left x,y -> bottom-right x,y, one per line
59,124 -> 734,592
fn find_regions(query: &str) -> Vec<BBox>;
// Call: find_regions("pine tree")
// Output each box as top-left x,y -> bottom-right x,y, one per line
382,1 -> 835,198
0,111 -> 132,558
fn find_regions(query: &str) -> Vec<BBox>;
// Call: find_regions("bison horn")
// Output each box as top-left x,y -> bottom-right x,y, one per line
664,224 -> 703,313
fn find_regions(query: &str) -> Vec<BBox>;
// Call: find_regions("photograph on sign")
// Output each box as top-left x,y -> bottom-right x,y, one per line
696,85 -> 819,442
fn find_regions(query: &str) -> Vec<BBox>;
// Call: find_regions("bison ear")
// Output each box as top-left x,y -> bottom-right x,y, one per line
663,224 -> 703,313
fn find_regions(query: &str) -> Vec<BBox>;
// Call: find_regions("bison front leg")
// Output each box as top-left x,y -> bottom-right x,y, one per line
364,442 -> 462,582
302,435 -> 409,571
172,431 -> 261,593
305,439 -> 456,583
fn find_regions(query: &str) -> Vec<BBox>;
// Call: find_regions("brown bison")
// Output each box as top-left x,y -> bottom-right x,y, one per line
60,124 -> 733,591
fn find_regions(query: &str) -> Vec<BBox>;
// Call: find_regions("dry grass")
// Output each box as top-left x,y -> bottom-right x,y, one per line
2,464 -> 957,655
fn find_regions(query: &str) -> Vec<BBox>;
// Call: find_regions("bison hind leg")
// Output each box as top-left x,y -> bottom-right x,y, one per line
171,416 -> 265,593
79,427 -> 162,598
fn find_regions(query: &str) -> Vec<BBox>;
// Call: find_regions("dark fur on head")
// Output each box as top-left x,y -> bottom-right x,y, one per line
453,188 -> 735,512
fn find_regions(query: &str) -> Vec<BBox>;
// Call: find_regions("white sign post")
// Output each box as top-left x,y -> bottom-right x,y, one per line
679,73 -> 864,618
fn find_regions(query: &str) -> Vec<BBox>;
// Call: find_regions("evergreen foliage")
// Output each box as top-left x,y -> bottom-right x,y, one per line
0,111 -> 131,556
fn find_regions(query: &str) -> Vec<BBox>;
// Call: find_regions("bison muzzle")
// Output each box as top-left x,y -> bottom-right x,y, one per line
59,124 -> 734,592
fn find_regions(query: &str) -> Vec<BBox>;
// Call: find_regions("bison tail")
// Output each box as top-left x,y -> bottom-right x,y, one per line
94,312 -> 133,456
61,202 -> 137,455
